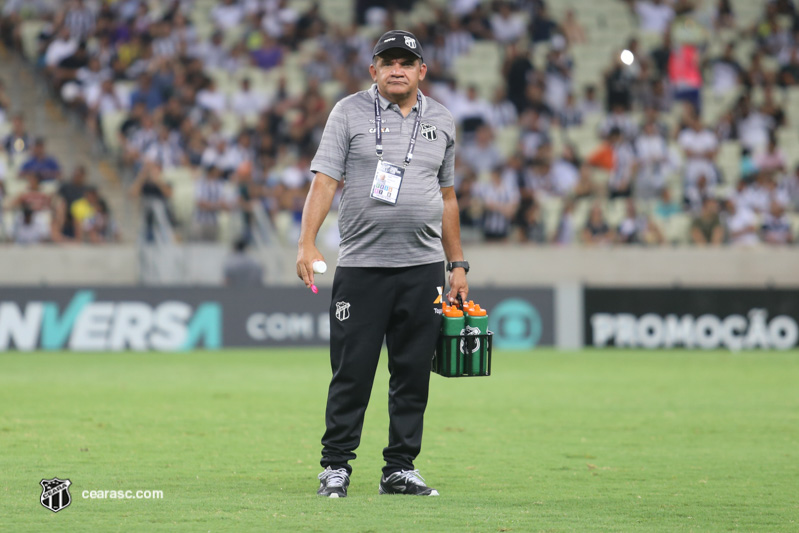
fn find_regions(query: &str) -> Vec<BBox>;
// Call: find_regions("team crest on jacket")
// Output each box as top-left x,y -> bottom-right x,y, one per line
421,123 -> 437,141
40,478 -> 72,513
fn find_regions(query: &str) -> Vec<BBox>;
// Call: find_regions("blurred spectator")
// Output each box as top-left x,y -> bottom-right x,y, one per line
192,31 -> 229,69
250,33 -> 284,70
476,166 -> 520,241
634,0 -> 675,34
616,198 -> 664,244
12,205 -> 49,245
552,197 -> 576,245
530,3 -> 558,43
63,0 -> 95,42
588,127 -> 636,198
579,85 -> 601,117
780,165 -> 799,211
130,74 -> 166,112
669,43 -> 703,114
143,126 -> 186,169
655,187 -> 682,220
0,80 -> 11,120
522,202 -> 547,243
503,44 -> 534,113
20,138 -> 62,182
451,85 -> 491,135
600,103 -> 638,140
44,27 -> 78,69
275,152 -> 312,242
196,79 -> 227,114
490,2 -> 526,44
582,202 -> 614,245
231,78 -> 269,117
84,198 -> 120,243
739,147 -> 758,183
733,94 -> 773,151
561,9 -> 587,45
604,51 -> 634,111
754,135 -> 786,178
85,78 -> 128,136
690,196 -> 724,245
456,168 -> 479,231
10,175 -> 52,213
634,121 -> 670,199
461,125 -> 504,174
129,161 -> 176,241
709,42 -> 744,95
2,113 -> 31,162
557,93 -> 582,128
193,167 -> 235,241
551,145 -> 593,198
53,165 -> 88,241
761,201 -> 793,244
70,186 -> 103,241
233,161 -> 261,243
544,37 -> 574,112
223,238 -> 264,287
487,87 -> 518,129
778,48 -> 799,87
0,155 -> 5,214
724,198 -> 760,246
712,0 -> 735,31
677,116 -> 719,195
519,110 -> 551,159
212,0 -> 244,30
123,113 -> 158,166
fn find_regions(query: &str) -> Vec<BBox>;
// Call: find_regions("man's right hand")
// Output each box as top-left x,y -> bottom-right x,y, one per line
297,243 -> 324,288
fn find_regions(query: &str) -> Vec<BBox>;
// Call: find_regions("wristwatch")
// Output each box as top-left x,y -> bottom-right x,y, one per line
446,261 -> 470,273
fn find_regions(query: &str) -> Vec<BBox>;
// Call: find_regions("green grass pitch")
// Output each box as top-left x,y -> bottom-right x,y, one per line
2,349 -> 798,532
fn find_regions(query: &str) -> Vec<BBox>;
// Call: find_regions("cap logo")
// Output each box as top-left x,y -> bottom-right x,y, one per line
404,36 -> 416,49
383,37 -> 396,42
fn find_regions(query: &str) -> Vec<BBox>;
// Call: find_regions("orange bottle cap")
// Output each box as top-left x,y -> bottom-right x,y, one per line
468,305 -> 487,316
444,307 -> 464,317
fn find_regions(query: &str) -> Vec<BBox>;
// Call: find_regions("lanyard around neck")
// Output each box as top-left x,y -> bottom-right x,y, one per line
374,92 -> 423,167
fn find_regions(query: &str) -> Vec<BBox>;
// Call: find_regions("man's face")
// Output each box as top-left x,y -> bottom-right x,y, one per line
369,50 -> 426,101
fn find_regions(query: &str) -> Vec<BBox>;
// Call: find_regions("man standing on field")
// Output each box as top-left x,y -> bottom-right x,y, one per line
296,30 -> 470,498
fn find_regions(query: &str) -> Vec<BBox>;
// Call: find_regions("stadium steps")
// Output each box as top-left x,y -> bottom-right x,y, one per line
0,45 -> 135,241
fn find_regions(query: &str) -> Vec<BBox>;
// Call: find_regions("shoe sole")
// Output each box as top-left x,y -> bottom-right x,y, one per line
379,486 -> 439,496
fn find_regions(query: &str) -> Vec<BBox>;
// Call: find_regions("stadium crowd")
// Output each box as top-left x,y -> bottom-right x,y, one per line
1,0 -> 798,246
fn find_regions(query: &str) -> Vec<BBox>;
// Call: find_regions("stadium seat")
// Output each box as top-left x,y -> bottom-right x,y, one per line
101,111 -> 128,154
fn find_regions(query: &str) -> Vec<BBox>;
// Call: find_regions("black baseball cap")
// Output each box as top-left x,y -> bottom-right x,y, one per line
372,30 -> 424,61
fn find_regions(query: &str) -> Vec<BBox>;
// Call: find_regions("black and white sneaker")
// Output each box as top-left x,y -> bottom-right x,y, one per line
379,469 -> 439,496
317,467 -> 349,498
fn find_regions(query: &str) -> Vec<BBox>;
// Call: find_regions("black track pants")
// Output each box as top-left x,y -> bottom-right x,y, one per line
320,261 -> 443,476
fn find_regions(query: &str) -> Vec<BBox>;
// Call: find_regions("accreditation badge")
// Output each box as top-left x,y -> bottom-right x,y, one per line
369,160 -> 404,205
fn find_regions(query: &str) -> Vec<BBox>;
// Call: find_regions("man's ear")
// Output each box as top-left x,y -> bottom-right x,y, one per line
418,62 -> 427,81
369,63 -> 377,82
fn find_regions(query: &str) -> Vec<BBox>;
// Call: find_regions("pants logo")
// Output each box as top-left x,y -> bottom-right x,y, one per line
335,301 -> 351,321
40,478 -> 72,513
433,286 -> 443,305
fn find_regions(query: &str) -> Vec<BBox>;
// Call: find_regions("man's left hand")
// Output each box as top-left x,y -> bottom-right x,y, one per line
447,269 -> 468,306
